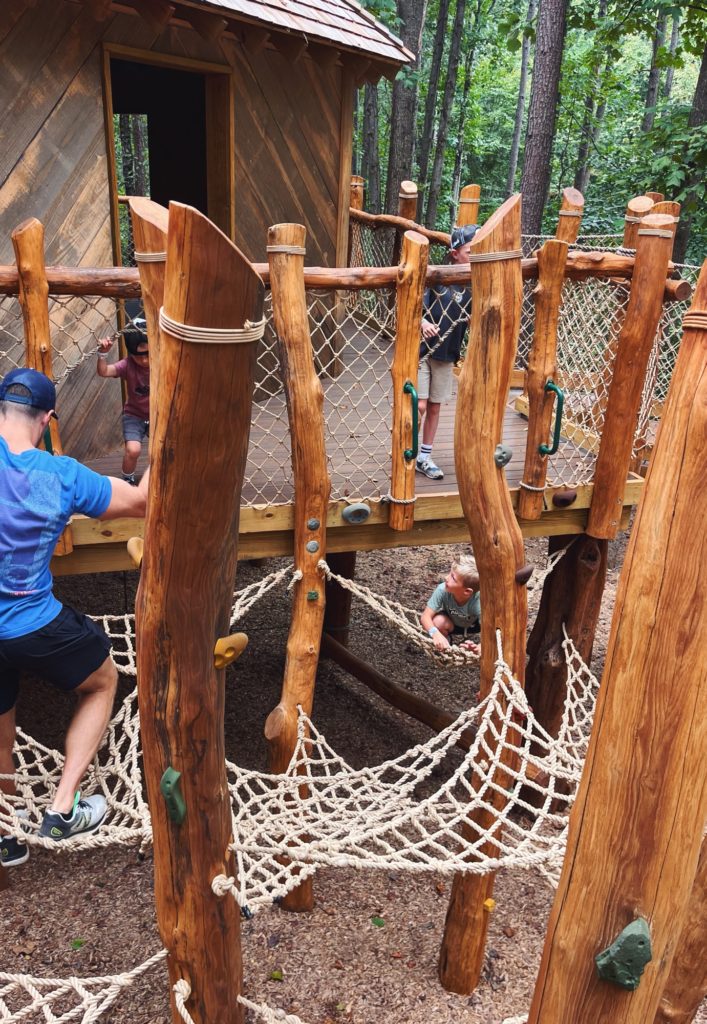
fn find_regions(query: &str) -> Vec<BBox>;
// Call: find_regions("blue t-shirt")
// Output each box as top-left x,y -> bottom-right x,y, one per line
0,438 -> 111,638
427,581 -> 481,628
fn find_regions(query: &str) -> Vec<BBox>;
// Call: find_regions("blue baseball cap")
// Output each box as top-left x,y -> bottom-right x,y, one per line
451,224 -> 478,249
0,368 -> 58,418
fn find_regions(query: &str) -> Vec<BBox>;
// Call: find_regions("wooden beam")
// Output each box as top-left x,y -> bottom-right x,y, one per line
528,260 -> 707,1024
240,24 -> 270,54
83,0 -> 114,20
271,31 -> 308,63
138,0 -> 175,33
187,9 -> 227,43
307,42 -> 340,71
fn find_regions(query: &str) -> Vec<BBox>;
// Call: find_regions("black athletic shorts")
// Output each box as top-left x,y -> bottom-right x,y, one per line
452,620 -> 480,637
0,605 -> 112,715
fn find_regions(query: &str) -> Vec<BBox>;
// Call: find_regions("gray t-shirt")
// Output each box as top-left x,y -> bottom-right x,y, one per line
427,582 -> 481,628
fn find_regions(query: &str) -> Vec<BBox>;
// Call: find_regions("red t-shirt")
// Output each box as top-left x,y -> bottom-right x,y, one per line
113,357 -> 150,420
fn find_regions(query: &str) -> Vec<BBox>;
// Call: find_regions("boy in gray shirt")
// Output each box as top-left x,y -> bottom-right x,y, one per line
420,555 -> 480,654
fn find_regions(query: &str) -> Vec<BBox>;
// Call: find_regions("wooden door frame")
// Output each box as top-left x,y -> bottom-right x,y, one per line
100,41 -> 235,263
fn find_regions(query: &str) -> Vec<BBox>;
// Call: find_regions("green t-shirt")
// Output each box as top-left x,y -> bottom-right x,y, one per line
427,582 -> 481,628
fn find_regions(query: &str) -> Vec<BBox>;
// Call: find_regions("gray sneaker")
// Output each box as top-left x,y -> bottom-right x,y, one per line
415,457 -> 444,480
1,808 -> 30,866
39,793 -> 107,841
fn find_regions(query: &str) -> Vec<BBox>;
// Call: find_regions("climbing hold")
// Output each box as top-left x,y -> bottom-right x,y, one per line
494,444 -> 513,468
595,917 -> 652,990
306,540 -> 320,553
160,766 -> 186,825
127,536 -> 144,568
342,502 -> 371,525
515,564 -> 534,586
306,590 -> 319,601
483,898 -> 496,912
214,632 -> 249,669
552,488 -> 577,508
307,518 -> 320,530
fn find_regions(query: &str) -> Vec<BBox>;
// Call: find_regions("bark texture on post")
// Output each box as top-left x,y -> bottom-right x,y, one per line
128,197 -> 168,426
517,239 -> 569,520
438,195 -> 525,995
389,230 -> 429,531
348,175 -> 365,269
528,260 -> 707,1024
587,214 -> 674,539
457,184 -> 481,228
12,218 -> 72,554
653,839 -> 707,1024
136,203 -> 264,1024
264,224 -> 330,912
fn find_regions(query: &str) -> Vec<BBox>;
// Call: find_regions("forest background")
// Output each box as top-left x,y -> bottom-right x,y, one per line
354,0 -> 707,263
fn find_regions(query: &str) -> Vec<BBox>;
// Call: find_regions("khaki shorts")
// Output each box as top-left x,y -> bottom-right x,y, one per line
418,358 -> 454,404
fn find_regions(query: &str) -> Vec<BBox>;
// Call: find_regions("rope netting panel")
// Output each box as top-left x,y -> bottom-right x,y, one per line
0,296 -> 25,376
246,288 -> 397,504
218,629 -> 597,912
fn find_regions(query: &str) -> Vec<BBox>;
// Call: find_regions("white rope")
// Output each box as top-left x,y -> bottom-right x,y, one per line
459,197 -> 479,204
382,492 -> 416,505
683,311 -> 707,331
468,249 -> 522,263
159,308 -> 266,344
174,979 -> 313,1024
266,245 -> 307,256
637,228 -> 673,239
558,210 -> 581,217
519,480 -> 546,492
134,251 -> 166,262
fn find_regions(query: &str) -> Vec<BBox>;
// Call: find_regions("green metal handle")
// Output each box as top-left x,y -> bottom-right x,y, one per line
539,379 -> 564,457
403,380 -> 418,462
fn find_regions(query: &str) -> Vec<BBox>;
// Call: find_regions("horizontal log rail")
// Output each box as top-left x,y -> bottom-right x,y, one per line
349,206 -> 452,246
0,256 -> 691,300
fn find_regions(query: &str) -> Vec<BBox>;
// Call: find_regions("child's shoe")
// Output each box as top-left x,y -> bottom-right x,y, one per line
415,457 -> 444,480
38,793 -> 107,841
1,808 -> 30,867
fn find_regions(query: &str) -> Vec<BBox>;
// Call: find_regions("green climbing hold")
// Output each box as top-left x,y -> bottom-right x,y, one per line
595,917 -> 652,990
160,766 -> 186,825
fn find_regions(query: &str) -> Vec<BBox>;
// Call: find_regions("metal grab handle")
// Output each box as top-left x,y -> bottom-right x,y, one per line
539,379 -> 564,457
403,380 -> 419,462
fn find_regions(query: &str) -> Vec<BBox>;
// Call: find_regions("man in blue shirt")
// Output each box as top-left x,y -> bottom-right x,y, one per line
0,368 -> 148,866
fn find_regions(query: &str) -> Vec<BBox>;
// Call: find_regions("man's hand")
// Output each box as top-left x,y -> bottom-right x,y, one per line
421,319 -> 440,340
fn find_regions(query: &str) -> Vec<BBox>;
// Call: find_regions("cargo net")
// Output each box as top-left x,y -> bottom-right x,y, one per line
245,288 -> 397,505
216,627 -> 597,913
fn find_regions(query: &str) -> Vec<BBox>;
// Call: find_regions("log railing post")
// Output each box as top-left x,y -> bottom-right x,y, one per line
388,230 -> 429,531
587,213 -> 675,539
264,223 -> 330,913
136,203 -> 264,1024
438,195 -> 525,994
391,180 -> 418,268
456,183 -> 481,227
348,174 -> 365,268
12,218 -> 72,555
528,259 -> 707,1024
554,186 -> 584,244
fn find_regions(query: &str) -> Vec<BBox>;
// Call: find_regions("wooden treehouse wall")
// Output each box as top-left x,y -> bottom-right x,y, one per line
0,0 -> 346,460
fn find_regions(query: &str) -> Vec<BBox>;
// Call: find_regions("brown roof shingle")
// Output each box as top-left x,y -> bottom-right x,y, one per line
185,0 -> 414,65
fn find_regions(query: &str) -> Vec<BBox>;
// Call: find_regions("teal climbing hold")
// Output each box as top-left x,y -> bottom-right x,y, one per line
595,917 -> 652,990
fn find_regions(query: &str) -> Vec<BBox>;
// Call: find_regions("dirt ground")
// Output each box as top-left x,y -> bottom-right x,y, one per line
2,534 -> 705,1024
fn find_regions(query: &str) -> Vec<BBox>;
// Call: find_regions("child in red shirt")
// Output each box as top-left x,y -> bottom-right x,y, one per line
96,319 -> 150,485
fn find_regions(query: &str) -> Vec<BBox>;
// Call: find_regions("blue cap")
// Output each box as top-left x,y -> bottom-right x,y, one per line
451,224 -> 478,249
0,368 -> 58,418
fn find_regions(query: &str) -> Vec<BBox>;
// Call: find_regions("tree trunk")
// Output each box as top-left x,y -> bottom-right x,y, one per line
520,0 -> 568,234
506,0 -> 537,197
662,14 -> 680,99
449,36 -> 477,224
425,0 -> 468,228
417,0 -> 451,189
132,115 -> 149,197
642,13 -> 668,132
352,88 -> 361,176
573,72 -> 607,194
385,0 -> 429,213
362,83 -> 381,214
119,113 -> 134,194
673,41 -> 707,263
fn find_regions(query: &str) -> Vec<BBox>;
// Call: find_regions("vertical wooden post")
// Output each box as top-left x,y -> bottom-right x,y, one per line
587,214 -> 675,539
347,175 -> 365,268
391,180 -> 419,269
554,186 -> 584,243
438,195 -> 525,994
645,190 -> 664,203
517,239 -> 570,520
128,197 -> 168,429
457,184 -> 481,227
389,230 -> 429,531
528,260 -> 707,1024
136,203 -> 264,1024
653,839 -> 707,1023
11,218 -> 72,555
264,223 -> 330,913
323,551 -> 357,647
623,194 -> 654,249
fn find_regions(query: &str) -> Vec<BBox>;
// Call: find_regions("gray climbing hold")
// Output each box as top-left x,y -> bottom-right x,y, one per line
494,444 -> 513,468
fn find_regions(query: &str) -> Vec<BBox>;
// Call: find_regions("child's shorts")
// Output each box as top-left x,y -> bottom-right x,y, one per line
417,358 -> 455,404
452,621 -> 480,638
122,413 -> 149,443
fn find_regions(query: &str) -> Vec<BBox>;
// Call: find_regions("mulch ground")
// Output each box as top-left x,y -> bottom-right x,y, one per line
2,535 -> 705,1024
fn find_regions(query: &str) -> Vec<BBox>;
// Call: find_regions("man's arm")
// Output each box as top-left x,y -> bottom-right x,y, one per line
98,468 -> 149,519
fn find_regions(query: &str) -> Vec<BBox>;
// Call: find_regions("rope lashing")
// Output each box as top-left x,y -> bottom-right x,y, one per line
558,210 -> 582,217
624,215 -> 644,223
266,245 -> 307,256
382,493 -> 416,505
637,228 -> 674,239
459,197 -> 480,204
519,480 -> 546,492
398,192 -> 417,199
683,311 -> 707,331
159,308 -> 266,344
467,249 -> 523,263
134,250 -> 166,262
175,978 -> 312,1024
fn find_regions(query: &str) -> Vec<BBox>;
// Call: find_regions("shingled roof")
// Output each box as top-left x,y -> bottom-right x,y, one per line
184,0 -> 414,66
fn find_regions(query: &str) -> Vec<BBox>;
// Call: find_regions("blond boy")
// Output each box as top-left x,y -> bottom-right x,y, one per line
420,556 -> 481,654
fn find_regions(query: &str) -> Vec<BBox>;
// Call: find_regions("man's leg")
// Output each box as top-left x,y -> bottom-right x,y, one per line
51,656 -> 117,814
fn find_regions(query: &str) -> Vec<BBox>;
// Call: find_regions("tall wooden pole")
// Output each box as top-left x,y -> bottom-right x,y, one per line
438,195 -> 525,994
391,180 -> 418,268
528,259 -> 707,1024
128,196 -> 168,428
12,218 -> 72,554
457,183 -> 481,227
554,186 -> 584,244
264,223 -> 330,913
389,230 -> 429,531
136,203 -> 264,1024
348,175 -> 365,268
